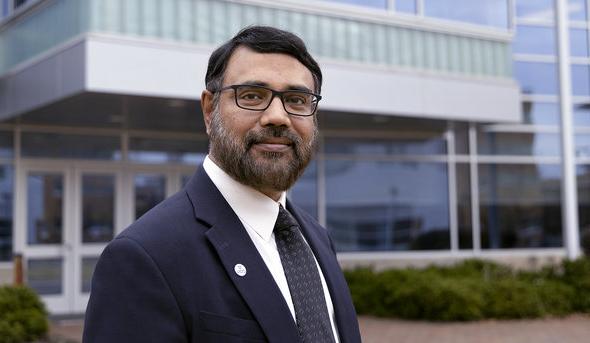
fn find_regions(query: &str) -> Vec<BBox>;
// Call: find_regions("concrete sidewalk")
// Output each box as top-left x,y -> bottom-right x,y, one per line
50,314 -> 590,342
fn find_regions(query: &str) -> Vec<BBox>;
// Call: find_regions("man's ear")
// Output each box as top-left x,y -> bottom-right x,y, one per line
201,90 -> 215,135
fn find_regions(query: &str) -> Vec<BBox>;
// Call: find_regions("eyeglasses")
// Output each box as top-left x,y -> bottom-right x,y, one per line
216,84 -> 322,117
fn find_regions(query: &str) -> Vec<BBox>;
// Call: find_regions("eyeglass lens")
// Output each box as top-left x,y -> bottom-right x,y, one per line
234,86 -> 316,115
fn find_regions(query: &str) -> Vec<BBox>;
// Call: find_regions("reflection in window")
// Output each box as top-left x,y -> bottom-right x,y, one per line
0,165 -> 13,261
135,174 -> 166,219
27,258 -> 63,295
521,101 -> 560,125
569,0 -> 587,21
1,0 -> 8,19
27,173 -> 63,245
571,64 -> 590,96
82,175 -> 115,243
22,132 -> 121,160
326,160 -> 450,252
513,26 -> 556,55
81,257 -> 99,293
457,164 -> 473,249
454,123 -> 470,155
325,136 -> 446,155
515,0 -> 554,20
396,0 -> 416,14
479,164 -> 562,249
574,103 -> 590,126
514,61 -> 558,95
570,29 -> 589,57
577,165 -> 590,254
289,160 -> 318,220
576,135 -> 590,158
0,131 -> 13,159
424,0 -> 509,28
477,131 -> 561,156
129,137 -> 208,164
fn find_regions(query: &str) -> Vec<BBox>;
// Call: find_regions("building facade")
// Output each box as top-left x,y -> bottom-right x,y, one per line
0,0 -> 586,314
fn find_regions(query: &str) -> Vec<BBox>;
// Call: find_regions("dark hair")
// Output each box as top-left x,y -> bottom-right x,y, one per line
205,26 -> 322,94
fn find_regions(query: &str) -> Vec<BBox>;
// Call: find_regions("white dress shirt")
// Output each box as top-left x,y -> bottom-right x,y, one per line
203,156 -> 340,342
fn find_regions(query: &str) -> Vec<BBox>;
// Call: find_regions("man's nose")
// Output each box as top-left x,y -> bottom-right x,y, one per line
259,96 -> 291,127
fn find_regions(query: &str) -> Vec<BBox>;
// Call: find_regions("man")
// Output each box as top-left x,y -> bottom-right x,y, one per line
83,26 -> 361,343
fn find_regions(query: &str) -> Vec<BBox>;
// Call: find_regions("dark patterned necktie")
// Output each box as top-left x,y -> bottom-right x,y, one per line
274,204 -> 336,343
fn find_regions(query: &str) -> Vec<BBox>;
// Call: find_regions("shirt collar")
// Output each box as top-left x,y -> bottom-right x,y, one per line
202,155 -> 286,242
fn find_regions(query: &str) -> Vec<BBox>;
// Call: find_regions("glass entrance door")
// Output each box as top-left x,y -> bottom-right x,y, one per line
18,162 -> 194,314
18,164 -> 121,314
18,167 -> 71,314
72,170 -> 118,312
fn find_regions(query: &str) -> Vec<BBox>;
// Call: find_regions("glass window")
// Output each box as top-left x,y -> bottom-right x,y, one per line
521,101 -> 560,125
578,165 -> 590,254
569,0 -> 588,21
454,123 -> 470,155
512,26 -> 556,55
0,165 -> 13,261
27,258 -> 63,295
325,136 -> 446,155
81,257 -> 99,293
321,0 -> 387,9
0,131 -> 12,159
289,160 -> 318,220
135,174 -> 166,219
576,134 -> 590,157
479,163 -> 562,249
27,173 -> 63,245
572,64 -> 590,96
514,61 -> 559,95
424,0 -> 509,28
82,174 -> 115,243
129,137 -> 208,164
516,0 -> 555,20
22,133 -> 121,160
574,103 -> 590,126
457,163 -> 473,249
477,131 -> 561,156
396,0 -> 416,14
570,29 -> 589,57
1,0 -> 9,19
326,160 -> 450,252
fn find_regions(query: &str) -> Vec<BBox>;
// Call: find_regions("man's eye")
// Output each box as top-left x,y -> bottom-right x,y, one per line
240,92 -> 263,100
285,95 -> 307,105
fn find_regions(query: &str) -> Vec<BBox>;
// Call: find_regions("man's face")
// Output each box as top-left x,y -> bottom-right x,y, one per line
204,46 -> 318,199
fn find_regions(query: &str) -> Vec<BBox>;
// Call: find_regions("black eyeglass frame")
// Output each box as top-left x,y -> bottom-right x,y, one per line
215,84 -> 322,117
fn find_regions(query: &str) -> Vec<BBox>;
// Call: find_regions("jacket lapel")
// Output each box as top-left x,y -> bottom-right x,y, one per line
186,168 -> 300,343
287,202 -> 362,343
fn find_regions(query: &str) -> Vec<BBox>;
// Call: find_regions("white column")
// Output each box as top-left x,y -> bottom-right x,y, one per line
555,0 -> 581,259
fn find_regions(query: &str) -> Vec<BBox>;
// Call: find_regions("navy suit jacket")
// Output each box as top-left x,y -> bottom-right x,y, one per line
83,166 -> 361,342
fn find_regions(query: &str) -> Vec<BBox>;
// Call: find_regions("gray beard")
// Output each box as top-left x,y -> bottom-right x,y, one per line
208,107 -> 318,193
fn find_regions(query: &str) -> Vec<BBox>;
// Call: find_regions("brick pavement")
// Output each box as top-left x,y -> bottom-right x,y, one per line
50,314 -> 590,342
359,315 -> 590,343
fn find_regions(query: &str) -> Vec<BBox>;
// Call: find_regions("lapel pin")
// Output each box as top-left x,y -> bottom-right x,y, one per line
234,263 -> 247,277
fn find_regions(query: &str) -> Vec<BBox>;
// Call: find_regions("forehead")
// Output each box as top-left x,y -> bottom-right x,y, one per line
223,46 -> 315,90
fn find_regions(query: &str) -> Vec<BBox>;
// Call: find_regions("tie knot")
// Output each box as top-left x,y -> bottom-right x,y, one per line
274,204 -> 299,234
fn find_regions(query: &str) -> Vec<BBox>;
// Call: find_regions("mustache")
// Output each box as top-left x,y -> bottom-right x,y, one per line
245,127 -> 302,149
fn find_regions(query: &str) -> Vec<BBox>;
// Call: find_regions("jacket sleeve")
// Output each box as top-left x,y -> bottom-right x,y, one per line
83,237 -> 187,343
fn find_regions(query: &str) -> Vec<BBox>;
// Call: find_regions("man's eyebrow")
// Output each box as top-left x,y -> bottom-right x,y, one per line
239,80 -> 314,93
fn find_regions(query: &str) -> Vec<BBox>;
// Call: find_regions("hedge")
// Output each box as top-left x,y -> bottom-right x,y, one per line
0,286 -> 48,343
344,257 -> 590,321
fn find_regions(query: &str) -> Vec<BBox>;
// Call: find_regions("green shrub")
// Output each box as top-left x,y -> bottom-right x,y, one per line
560,258 -> 590,312
0,286 -> 48,343
344,257 -> 590,321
